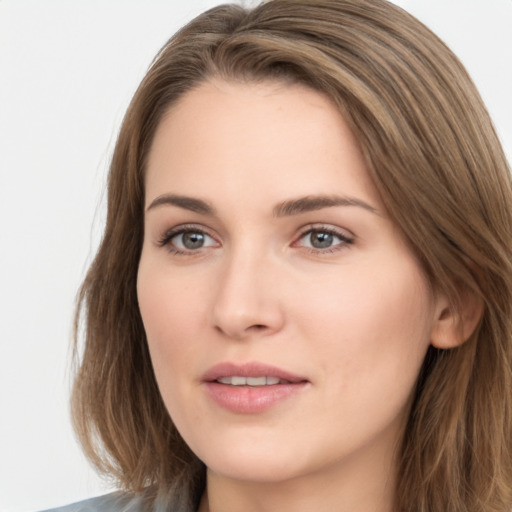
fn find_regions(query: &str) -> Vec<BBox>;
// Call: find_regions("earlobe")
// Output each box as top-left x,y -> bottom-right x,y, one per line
430,288 -> 484,349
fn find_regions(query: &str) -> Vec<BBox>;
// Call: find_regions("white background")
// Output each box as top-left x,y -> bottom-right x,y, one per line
1,1 -> 511,511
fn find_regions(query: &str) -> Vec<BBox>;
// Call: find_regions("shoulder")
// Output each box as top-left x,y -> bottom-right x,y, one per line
39,493 -> 146,512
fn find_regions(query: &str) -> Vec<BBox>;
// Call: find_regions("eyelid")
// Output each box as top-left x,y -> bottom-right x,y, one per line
292,224 -> 355,252
155,222 -> 354,255
157,223 -> 220,253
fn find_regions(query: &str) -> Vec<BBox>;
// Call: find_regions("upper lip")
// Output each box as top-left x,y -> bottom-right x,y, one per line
202,362 -> 308,384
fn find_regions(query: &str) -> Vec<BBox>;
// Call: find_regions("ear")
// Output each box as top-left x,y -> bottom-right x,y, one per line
430,286 -> 484,349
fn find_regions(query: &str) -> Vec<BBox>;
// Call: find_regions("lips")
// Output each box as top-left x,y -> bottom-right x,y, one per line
202,361 -> 307,384
202,362 -> 308,414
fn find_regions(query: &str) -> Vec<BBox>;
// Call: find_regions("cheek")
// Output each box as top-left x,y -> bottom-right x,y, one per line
139,277 -> 198,341
293,257 -> 434,394
137,264 -> 211,436
136,261 -> 207,388
297,258 -> 431,332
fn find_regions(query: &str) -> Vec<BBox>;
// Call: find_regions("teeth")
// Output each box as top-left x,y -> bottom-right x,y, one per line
247,376 -> 266,386
216,376 -> 282,386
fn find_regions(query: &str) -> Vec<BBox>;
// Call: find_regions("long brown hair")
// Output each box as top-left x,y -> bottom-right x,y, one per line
72,1 -> 512,510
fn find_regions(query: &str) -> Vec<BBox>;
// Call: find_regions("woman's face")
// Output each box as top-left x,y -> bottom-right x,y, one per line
138,79 -> 442,487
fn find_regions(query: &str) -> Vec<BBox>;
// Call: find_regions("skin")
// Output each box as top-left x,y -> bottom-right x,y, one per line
137,79 -> 452,512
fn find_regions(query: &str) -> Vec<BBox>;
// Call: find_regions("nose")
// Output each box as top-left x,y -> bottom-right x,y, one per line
211,248 -> 285,341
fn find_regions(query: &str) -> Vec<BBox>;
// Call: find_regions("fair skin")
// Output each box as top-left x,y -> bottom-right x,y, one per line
137,79 -> 456,512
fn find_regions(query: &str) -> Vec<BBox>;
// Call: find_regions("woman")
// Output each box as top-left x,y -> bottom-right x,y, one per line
49,0 -> 512,511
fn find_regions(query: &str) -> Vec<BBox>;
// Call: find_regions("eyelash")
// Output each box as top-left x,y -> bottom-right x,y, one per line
295,225 -> 355,254
157,224 -> 218,256
157,224 -> 354,256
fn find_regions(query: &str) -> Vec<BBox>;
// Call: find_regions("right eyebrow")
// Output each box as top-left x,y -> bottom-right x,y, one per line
146,194 -> 216,215
273,194 -> 379,217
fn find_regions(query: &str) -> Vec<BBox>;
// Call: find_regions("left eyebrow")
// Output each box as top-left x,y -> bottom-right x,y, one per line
146,194 -> 216,215
273,194 -> 379,217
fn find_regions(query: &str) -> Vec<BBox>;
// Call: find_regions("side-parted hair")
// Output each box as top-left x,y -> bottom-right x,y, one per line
72,1 -> 512,511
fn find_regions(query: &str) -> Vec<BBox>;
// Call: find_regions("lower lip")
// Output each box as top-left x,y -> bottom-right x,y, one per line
204,381 -> 307,414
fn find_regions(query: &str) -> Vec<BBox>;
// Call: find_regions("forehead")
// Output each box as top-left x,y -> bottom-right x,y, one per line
145,78 -> 381,211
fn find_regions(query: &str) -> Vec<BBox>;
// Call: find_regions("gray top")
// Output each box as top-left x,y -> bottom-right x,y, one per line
40,493 -> 145,512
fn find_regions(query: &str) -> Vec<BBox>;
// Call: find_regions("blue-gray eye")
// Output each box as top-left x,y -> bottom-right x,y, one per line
309,231 -> 334,249
298,229 -> 353,250
171,230 -> 216,250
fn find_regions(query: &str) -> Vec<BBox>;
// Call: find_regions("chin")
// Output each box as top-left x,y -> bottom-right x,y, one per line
191,434 -> 308,483
207,456 -> 303,484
